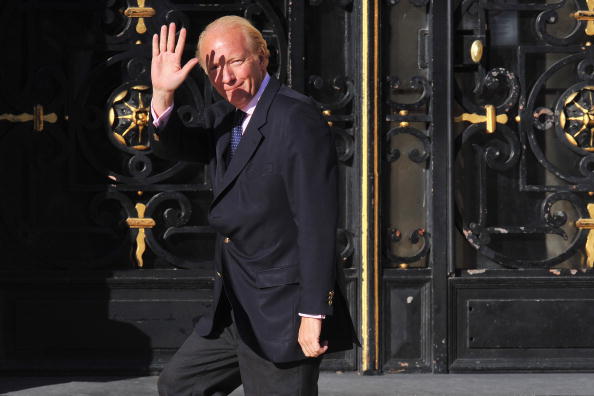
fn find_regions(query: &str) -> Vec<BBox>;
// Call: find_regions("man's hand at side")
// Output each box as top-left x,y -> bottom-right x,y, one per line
298,317 -> 328,358
151,23 -> 199,116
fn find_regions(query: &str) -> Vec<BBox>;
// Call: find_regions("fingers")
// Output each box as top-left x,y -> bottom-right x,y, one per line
298,338 -> 327,358
205,52 -> 212,72
152,33 -> 159,58
159,24 -> 167,53
298,339 -> 316,357
297,317 -> 327,358
175,27 -> 187,58
156,23 -> 185,58
180,58 -> 199,77
167,22 -> 176,52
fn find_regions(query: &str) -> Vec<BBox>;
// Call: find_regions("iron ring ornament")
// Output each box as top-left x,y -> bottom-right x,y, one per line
72,49 -> 208,188
107,84 -> 151,152
454,68 -> 520,116
555,82 -> 594,154
522,52 -> 594,188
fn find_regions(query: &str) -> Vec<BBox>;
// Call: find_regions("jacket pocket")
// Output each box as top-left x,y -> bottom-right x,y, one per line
255,265 -> 300,288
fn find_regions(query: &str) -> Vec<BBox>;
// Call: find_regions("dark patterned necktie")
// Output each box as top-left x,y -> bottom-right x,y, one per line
229,109 -> 247,161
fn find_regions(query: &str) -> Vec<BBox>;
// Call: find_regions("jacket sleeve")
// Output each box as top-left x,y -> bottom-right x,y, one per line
149,105 -> 215,163
282,100 -> 338,316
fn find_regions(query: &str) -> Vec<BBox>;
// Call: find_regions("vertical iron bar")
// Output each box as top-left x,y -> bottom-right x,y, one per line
359,0 -> 381,374
430,0 -> 453,373
287,0 -> 304,91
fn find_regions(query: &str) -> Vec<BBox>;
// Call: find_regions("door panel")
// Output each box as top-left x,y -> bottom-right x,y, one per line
0,0 -> 358,372
379,0 -> 445,373
451,0 -> 594,371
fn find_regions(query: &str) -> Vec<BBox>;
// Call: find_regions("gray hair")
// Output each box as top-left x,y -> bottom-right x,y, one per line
196,15 -> 270,70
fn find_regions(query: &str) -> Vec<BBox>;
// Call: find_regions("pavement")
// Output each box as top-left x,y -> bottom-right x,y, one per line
2,372 -> 594,396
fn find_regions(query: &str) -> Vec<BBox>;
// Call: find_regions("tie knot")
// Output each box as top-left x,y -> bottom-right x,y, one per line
234,109 -> 247,126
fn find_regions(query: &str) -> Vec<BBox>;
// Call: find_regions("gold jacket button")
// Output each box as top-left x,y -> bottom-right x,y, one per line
223,237 -> 231,244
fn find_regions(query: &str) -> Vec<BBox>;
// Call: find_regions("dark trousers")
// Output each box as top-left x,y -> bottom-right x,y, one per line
158,312 -> 321,396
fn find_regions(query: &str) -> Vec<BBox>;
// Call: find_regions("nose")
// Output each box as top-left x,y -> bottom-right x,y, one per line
221,65 -> 236,85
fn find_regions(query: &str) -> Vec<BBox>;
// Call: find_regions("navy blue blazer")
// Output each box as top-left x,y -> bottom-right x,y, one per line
150,77 -> 357,363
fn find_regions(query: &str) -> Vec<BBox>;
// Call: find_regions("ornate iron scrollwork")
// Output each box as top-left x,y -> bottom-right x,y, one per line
462,192 -> 589,268
386,126 -> 431,163
454,0 -> 594,268
455,67 -> 520,116
556,83 -> 594,153
336,228 -> 355,267
107,85 -> 151,151
382,0 -> 432,268
386,75 -> 430,113
385,227 -> 431,267
92,190 -> 215,269
534,0 -> 584,47
309,75 -> 354,111
68,1 -> 289,269
523,52 -> 594,189
308,76 -> 355,163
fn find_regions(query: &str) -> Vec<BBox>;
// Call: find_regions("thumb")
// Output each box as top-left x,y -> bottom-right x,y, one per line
180,58 -> 199,76
317,344 -> 328,355
319,340 -> 328,352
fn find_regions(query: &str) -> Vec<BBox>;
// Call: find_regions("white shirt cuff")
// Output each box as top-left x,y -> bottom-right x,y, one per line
298,313 -> 326,319
151,102 -> 174,128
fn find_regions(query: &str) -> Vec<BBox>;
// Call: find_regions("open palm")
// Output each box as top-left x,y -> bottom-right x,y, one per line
151,23 -> 199,94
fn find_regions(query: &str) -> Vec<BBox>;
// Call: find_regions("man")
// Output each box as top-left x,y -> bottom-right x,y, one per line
150,16 -> 358,396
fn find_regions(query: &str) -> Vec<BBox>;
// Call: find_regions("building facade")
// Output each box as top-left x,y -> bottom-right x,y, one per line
1,0 -> 594,374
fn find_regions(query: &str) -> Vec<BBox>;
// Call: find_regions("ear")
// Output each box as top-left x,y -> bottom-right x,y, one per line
259,54 -> 269,70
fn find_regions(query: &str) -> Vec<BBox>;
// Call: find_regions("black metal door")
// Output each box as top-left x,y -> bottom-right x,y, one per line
375,0 -> 450,373
376,0 -> 594,373
0,0 -> 359,373
451,0 -> 594,371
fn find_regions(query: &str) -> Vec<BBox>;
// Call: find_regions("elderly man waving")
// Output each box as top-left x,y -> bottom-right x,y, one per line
150,15 -> 358,396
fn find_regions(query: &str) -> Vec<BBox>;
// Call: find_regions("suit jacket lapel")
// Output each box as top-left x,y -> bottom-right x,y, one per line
211,77 -> 281,206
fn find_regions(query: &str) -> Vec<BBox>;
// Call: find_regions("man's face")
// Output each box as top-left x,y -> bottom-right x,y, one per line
201,27 -> 268,109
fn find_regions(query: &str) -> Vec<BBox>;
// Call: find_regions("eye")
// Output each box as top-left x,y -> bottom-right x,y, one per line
231,58 -> 245,65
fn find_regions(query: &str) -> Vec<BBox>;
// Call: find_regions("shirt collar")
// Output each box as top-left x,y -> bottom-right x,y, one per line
239,73 -> 270,115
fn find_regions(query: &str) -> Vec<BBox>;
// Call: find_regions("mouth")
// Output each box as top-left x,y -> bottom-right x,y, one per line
224,86 -> 248,96
224,82 -> 244,92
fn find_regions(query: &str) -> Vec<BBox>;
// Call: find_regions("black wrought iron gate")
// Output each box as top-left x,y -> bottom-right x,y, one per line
371,0 -> 594,373
3,0 -> 594,376
0,0 -> 358,373
450,0 -> 594,371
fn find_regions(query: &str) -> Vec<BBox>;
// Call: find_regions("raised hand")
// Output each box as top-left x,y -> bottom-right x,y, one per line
151,23 -> 199,115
